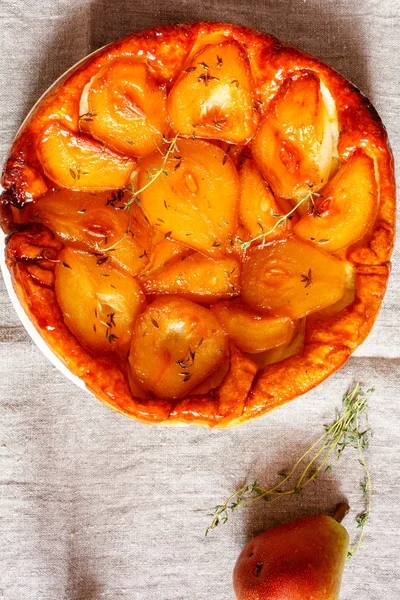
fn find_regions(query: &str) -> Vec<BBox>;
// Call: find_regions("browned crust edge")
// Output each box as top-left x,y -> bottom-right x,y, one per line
1,22 -> 395,427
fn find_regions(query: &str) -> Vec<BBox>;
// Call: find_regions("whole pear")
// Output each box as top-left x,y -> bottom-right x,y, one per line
233,505 -> 349,600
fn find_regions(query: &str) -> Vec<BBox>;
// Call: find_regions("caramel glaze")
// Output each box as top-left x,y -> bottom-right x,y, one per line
1,22 -> 395,427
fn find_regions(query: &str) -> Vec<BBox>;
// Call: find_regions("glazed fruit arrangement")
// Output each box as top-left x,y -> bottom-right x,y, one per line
0,23 -> 395,426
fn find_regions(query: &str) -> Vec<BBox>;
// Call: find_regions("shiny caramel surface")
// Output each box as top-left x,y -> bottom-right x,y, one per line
1,22 -> 395,426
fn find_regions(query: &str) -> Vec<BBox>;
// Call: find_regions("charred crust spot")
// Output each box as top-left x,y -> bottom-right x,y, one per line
5,223 -> 62,266
1,186 -> 26,210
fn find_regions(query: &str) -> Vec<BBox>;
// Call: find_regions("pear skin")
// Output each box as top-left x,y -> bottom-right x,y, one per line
233,513 -> 349,600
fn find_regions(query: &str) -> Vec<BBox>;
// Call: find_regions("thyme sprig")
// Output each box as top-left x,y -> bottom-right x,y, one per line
205,384 -> 374,558
93,133 -> 179,253
124,132 -> 180,211
238,189 -> 321,252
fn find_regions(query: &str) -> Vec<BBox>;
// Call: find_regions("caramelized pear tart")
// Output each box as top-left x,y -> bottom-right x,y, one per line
1,23 -> 395,427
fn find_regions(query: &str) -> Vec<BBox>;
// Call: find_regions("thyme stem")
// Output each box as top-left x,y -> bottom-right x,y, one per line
239,190 -> 321,251
205,384 -> 374,559
94,133 -> 179,253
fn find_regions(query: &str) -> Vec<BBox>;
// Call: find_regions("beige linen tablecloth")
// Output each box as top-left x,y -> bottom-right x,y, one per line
1,1 -> 399,598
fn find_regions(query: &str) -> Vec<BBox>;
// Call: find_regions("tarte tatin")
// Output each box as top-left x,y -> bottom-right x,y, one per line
1,22 -> 395,427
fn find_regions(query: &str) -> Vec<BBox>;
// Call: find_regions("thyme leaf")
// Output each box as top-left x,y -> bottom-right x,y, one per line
205,383 -> 374,559
238,190 -> 321,252
93,133 -> 179,253
301,268 -> 313,288
198,73 -> 220,86
80,111 -> 97,122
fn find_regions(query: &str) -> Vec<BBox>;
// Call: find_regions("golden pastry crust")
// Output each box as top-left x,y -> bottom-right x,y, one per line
1,22 -> 395,427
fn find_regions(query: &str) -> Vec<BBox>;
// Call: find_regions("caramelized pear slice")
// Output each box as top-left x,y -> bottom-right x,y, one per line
241,235 -> 345,319
294,150 -> 379,252
129,296 -> 227,399
189,360 -> 230,395
138,139 -> 238,255
36,122 -> 135,190
30,189 -> 152,276
168,41 -> 258,144
252,72 -> 334,199
184,32 -> 229,64
140,238 -> 192,279
239,159 -> 288,238
55,248 -> 145,355
142,253 -> 240,303
80,60 -> 167,157
212,299 -> 295,353
249,318 -> 306,366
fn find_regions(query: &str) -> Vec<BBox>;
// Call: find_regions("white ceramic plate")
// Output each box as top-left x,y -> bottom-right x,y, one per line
0,44 -> 110,396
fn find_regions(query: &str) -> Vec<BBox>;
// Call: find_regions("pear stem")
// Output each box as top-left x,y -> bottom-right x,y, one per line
333,502 -> 350,523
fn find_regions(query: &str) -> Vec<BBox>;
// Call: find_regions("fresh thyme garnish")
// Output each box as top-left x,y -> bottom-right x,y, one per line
151,317 -> 159,329
226,267 -> 237,291
198,73 -> 220,86
230,79 -> 239,88
178,371 -> 193,383
216,55 -> 223,66
176,347 -> 196,372
222,146 -> 231,166
80,111 -> 97,122
107,333 -> 119,344
107,312 -> 116,327
62,261 -> 71,269
198,61 -> 209,70
105,189 -> 125,207
301,268 -> 312,288
69,164 -> 89,181
205,384 -> 374,558
93,133 -> 179,254
238,190 -> 321,251
184,66 -> 197,73
213,117 -> 227,131
96,256 -> 109,266
124,132 -> 179,211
